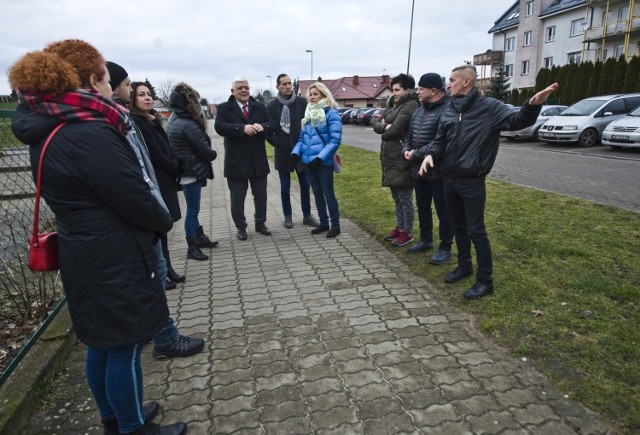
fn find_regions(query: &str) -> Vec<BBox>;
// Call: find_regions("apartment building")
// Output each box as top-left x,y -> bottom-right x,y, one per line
479,0 -> 640,91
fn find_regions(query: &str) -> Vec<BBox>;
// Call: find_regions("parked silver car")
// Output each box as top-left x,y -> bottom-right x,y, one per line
501,105 -> 567,140
601,105 -> 640,149
538,94 -> 640,147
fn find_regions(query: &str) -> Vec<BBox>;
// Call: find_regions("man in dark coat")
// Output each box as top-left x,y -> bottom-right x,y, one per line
421,65 -> 558,300
215,77 -> 274,240
266,73 -> 319,229
402,73 -> 454,264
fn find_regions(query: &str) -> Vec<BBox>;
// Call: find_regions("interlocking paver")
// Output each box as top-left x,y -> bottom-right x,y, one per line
20,127 -> 614,435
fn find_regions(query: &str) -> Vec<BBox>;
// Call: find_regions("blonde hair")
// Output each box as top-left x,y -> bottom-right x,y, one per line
307,82 -> 338,108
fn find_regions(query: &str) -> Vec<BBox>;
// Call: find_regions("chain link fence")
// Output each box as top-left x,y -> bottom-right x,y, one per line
0,109 -> 63,373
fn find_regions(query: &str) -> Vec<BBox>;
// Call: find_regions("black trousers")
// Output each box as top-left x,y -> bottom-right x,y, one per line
414,178 -> 454,250
227,176 -> 268,229
444,176 -> 492,284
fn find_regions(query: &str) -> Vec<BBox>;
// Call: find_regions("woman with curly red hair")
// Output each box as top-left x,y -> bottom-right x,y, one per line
9,39 -> 186,435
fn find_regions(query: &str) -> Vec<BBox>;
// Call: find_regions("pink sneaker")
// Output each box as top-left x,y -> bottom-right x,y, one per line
384,227 -> 401,242
392,231 -> 414,247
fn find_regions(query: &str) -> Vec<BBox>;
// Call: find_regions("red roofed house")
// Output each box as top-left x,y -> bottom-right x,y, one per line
297,75 -> 392,108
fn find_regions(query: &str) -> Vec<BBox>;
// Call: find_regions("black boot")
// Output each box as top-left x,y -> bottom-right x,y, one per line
195,225 -> 218,249
167,267 -> 186,283
186,237 -> 208,261
163,238 -> 186,283
129,421 -> 187,435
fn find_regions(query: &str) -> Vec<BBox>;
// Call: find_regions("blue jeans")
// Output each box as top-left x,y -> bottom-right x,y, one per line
182,181 -> 201,238
152,241 -> 179,348
86,343 -> 145,433
278,169 -> 312,218
306,164 -> 340,228
415,178 -> 454,250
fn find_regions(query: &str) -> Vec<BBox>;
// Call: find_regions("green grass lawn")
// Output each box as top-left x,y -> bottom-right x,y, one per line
289,143 -> 638,433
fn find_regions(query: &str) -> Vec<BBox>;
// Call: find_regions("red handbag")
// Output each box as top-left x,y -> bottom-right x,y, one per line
28,123 -> 66,272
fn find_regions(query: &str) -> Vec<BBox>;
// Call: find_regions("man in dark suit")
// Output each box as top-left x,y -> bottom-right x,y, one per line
215,77 -> 274,240
267,74 -> 319,229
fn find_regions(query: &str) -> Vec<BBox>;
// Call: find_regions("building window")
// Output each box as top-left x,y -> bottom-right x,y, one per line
570,18 -> 586,37
526,1 -> 534,16
508,11 -> 520,20
544,57 -> 554,69
615,44 -> 625,58
524,31 -> 532,46
506,37 -> 516,51
567,51 -> 582,64
505,64 -> 514,77
546,26 -> 556,42
522,60 -> 530,75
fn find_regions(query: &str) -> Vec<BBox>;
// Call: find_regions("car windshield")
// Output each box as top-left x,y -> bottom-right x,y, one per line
628,106 -> 640,117
560,99 -> 606,116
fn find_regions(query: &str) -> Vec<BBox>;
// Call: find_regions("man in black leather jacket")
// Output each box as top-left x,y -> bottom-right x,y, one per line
420,65 -> 558,299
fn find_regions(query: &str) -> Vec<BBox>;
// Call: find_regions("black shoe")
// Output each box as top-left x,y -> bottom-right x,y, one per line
311,225 -> 330,235
464,282 -> 494,299
255,223 -> 272,236
153,335 -> 205,359
407,239 -> 434,253
326,228 -> 341,238
167,267 -> 186,283
195,225 -> 218,248
186,237 -> 208,261
237,228 -> 248,240
103,401 -> 161,434
429,249 -> 452,265
444,266 -> 473,283
165,279 -> 176,290
129,422 -> 187,435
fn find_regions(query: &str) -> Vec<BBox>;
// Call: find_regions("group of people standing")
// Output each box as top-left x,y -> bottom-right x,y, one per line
375,68 -> 558,301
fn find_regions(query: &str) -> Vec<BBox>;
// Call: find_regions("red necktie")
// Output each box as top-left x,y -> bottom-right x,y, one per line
242,104 -> 249,119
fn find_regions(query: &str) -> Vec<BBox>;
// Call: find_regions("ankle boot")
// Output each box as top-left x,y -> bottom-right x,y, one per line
129,421 -> 187,435
186,237 -> 208,261
195,225 -> 218,249
167,267 -> 186,283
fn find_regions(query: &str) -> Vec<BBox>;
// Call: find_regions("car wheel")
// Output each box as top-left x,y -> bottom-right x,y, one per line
532,128 -> 540,141
578,129 -> 598,147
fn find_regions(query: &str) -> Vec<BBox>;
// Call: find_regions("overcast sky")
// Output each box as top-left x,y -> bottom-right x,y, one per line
1,0 -> 512,103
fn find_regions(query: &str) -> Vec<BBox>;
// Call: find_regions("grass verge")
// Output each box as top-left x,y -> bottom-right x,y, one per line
333,143 -> 639,433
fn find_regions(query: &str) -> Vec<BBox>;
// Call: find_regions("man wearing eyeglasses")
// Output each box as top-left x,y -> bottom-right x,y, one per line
215,77 -> 274,240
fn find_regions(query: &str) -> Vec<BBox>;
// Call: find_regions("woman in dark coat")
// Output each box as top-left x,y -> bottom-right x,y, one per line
167,83 -> 217,261
372,74 -> 419,247
9,40 -> 186,434
129,82 -> 185,287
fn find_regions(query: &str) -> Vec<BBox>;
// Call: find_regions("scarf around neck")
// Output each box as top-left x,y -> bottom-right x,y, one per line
19,89 -> 131,134
301,98 -> 328,127
276,92 -> 296,134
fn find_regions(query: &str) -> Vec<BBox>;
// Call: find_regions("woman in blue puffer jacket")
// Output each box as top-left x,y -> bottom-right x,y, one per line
292,82 -> 342,238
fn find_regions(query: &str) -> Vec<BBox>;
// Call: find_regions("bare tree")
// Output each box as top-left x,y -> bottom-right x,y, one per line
156,79 -> 175,107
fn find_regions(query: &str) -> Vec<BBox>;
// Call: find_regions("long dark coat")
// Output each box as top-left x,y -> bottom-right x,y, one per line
215,96 -> 273,179
266,95 -> 307,171
12,103 -> 173,349
131,113 -> 182,222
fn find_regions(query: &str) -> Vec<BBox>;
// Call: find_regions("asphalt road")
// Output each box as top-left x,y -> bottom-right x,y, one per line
342,124 -> 640,213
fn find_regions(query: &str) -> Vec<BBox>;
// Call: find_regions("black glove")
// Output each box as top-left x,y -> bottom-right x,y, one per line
308,157 -> 322,169
290,154 -> 300,171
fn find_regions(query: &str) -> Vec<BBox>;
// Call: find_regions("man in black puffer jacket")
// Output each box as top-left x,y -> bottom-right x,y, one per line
402,73 -> 454,265
421,65 -> 558,300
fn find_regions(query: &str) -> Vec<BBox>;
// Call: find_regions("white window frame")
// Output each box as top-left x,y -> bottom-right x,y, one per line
546,25 -> 556,42
571,18 -> 586,37
522,60 -> 531,75
505,64 -> 514,77
567,51 -> 582,64
544,57 -> 554,69
524,31 -> 532,47
615,44 -> 625,58
506,37 -> 516,51
526,1 -> 534,16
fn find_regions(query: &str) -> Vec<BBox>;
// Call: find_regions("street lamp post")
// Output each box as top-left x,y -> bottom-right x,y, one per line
305,49 -> 313,80
407,0 -> 415,74
267,75 -> 272,101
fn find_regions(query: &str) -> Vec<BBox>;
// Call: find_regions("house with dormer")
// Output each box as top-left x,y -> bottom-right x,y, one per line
297,75 -> 392,108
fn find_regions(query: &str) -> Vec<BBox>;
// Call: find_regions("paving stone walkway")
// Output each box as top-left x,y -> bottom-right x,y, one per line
22,129 -> 612,434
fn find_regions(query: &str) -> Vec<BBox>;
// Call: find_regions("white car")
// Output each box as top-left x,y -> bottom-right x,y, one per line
501,105 -> 567,140
602,105 -> 640,149
538,94 -> 640,147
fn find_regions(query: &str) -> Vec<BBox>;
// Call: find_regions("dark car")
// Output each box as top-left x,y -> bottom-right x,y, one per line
352,108 -> 371,125
341,108 -> 356,124
361,108 -> 382,126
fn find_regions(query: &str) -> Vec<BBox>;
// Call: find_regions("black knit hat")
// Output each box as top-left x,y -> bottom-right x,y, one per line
418,73 -> 444,90
106,61 -> 128,90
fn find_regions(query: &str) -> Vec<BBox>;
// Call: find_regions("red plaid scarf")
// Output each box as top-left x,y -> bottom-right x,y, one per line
19,89 -> 131,134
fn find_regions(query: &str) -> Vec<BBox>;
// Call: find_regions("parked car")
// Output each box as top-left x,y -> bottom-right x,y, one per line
601,105 -> 640,149
358,108 -> 379,126
341,108 -> 356,124
538,94 -> 640,147
370,108 -> 385,124
352,108 -> 371,125
337,107 -> 352,115
501,105 -> 567,141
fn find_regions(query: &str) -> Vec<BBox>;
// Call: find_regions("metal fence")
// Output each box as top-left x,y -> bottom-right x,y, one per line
0,109 -> 63,375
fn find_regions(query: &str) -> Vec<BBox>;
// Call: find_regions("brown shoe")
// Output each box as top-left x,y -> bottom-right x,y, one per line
255,224 -> 272,236
237,228 -> 248,240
